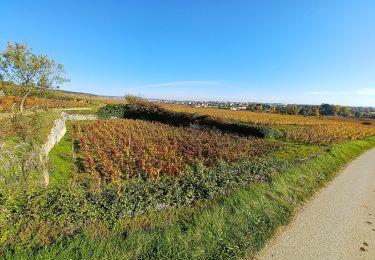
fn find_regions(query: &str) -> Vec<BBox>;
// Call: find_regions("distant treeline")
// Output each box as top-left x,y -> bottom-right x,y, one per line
245,103 -> 375,118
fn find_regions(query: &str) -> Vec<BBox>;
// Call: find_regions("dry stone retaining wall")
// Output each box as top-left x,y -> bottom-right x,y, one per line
40,112 -> 97,185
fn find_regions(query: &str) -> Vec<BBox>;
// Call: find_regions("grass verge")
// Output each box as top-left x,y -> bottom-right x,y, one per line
48,125 -> 74,186
4,137 -> 375,259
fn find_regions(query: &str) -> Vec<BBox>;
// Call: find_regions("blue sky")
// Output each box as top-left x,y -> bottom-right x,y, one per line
1,0 -> 375,106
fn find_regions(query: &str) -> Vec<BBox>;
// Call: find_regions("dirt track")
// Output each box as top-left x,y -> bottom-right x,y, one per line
257,148 -> 375,260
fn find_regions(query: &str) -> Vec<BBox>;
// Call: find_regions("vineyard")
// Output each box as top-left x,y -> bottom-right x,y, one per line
287,124 -> 375,143
0,83 -> 128,112
0,96 -> 91,112
162,104 -> 375,143
161,104 -> 336,126
72,119 -> 281,183
0,95 -> 128,112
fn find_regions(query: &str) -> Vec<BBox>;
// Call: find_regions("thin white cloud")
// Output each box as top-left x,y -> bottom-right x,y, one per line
132,80 -> 223,90
305,88 -> 375,96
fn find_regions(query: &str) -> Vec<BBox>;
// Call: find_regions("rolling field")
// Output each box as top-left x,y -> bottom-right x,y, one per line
162,104 -> 375,143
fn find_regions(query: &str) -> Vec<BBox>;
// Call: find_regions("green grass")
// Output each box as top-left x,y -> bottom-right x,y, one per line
48,127 -> 74,185
5,137 -> 375,259
272,142 -> 326,161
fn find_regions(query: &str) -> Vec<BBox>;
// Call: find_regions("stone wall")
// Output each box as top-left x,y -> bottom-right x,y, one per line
40,112 -> 97,185
65,113 -> 98,121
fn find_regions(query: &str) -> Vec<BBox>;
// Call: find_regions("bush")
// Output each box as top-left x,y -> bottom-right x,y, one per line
96,102 -> 282,138
96,104 -> 128,119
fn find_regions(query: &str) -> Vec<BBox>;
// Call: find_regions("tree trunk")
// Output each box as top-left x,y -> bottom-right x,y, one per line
20,90 -> 31,113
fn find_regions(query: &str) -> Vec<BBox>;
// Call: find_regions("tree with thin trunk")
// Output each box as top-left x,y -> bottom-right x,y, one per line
0,42 -> 69,113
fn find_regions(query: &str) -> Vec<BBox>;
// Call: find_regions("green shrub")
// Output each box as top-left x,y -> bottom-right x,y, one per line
96,103 -> 280,138
96,104 -> 128,119
0,157 -> 288,252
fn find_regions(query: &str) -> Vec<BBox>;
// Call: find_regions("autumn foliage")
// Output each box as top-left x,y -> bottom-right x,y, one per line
0,96 -> 89,111
162,105 -> 375,143
72,119 -> 281,183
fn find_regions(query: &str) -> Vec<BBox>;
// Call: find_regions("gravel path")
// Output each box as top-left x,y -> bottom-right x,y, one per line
257,148 -> 375,260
